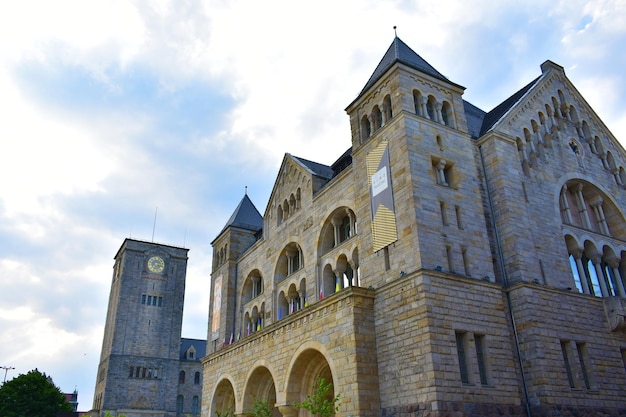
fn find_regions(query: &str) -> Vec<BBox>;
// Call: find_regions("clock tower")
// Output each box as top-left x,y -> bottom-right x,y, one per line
92,238 -> 189,417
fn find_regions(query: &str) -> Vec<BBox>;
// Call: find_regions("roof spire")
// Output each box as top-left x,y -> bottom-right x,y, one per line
393,25 -> 398,38
245,185 -> 248,195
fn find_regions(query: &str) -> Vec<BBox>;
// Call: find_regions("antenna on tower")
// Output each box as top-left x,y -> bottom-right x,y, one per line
245,185 -> 248,195
393,26 -> 398,37
152,206 -> 158,242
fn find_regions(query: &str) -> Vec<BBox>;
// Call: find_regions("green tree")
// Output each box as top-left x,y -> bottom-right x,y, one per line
293,377 -> 340,417
0,368 -> 73,417
246,398 -> 273,417
216,406 -> 235,417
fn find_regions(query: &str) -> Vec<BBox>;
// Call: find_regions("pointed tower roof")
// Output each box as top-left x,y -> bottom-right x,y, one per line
357,36 -> 455,97
219,193 -> 263,234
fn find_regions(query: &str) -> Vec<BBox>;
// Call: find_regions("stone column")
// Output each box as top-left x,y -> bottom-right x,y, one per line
572,250 -> 590,294
590,254 -> 609,297
607,258 -> 626,297
589,196 -> 610,235
560,186 -> 573,224
574,184 -> 592,229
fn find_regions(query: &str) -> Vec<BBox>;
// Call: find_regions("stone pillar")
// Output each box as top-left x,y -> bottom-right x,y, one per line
607,258 -> 626,297
574,184 -> 592,229
560,186 -> 573,224
573,250 -> 590,294
589,196 -> 610,235
436,160 -> 448,186
590,254 -> 609,297
331,218 -> 341,247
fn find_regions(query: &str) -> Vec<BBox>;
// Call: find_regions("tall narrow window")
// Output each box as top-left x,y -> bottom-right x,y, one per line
192,396 -> 199,414
455,206 -> 463,229
194,371 -> 200,385
561,341 -> 575,388
446,245 -> 454,273
179,370 -> 185,384
177,395 -> 184,413
576,343 -> 591,389
461,247 -> 470,277
475,334 -> 488,385
456,332 -> 470,384
439,201 -> 448,226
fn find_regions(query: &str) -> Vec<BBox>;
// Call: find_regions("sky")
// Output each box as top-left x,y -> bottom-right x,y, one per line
0,0 -> 625,411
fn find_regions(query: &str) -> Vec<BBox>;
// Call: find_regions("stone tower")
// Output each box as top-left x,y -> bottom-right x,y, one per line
92,238 -> 189,417
207,194 -> 263,353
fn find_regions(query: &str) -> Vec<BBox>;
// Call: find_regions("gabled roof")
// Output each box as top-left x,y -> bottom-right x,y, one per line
219,194 -> 263,234
179,337 -> 206,361
290,155 -> 334,180
479,76 -> 541,136
356,36 -> 461,99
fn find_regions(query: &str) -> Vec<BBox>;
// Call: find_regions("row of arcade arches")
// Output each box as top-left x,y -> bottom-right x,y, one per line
210,347 -> 335,417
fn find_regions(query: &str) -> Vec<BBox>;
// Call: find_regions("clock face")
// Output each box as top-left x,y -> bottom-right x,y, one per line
147,256 -> 165,273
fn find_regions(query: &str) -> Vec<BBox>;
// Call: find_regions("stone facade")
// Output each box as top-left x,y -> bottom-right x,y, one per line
202,37 -> 626,417
91,239 -> 205,417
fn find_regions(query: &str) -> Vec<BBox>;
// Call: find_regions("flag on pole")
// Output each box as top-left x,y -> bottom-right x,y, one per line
229,332 -> 234,344
247,321 -> 251,335
304,297 -> 308,307
257,319 -> 261,331
278,307 -> 283,320
320,282 -> 324,300
335,276 -> 340,293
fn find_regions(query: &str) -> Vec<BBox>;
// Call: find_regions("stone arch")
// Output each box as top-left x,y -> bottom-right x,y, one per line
426,95 -> 437,121
383,94 -> 393,122
242,269 -> 264,305
275,242 -> 304,283
441,100 -> 454,128
360,115 -> 371,140
282,344 -> 337,415
242,366 -> 280,417
413,89 -> 423,116
371,105 -> 382,131
321,263 -> 336,300
211,377 -> 237,417
318,207 -> 357,254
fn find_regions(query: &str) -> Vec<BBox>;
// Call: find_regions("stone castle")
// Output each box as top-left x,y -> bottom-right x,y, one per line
92,36 -> 626,417
203,36 -> 626,417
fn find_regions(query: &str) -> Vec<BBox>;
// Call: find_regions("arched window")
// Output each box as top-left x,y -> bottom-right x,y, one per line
318,208 -> 357,254
426,96 -> 436,121
360,115 -> 371,139
194,371 -> 200,385
192,395 -> 199,414
177,395 -> 184,413
413,90 -> 423,116
179,370 -> 185,384
441,101 -> 453,127
275,243 -> 304,282
383,94 -> 392,122
371,105 -> 382,130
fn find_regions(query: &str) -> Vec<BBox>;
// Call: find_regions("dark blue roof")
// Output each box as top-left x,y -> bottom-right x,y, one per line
479,76 -> 541,136
220,194 -> 263,233
291,155 -> 334,179
180,338 -> 206,361
356,37 -> 460,100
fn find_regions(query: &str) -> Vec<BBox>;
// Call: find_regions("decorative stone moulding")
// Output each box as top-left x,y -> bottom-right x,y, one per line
604,296 -> 626,332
